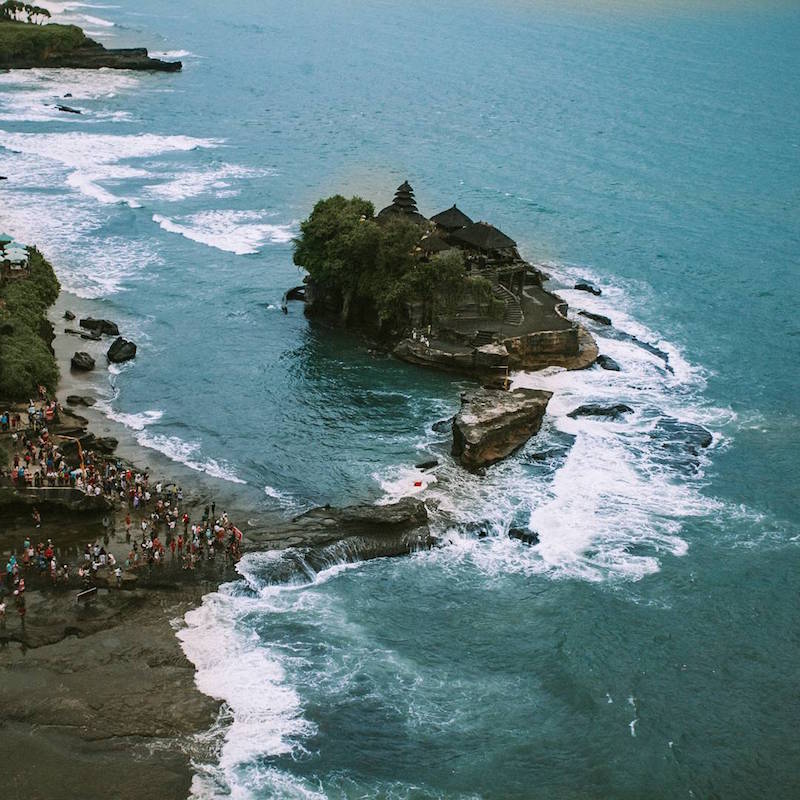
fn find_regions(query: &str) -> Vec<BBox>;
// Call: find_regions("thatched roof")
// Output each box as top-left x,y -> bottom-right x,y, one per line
450,221 -> 516,251
418,234 -> 451,253
430,205 -> 473,231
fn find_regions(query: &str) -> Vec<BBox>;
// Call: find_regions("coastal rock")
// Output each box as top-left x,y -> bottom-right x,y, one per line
567,403 -> 633,420
579,310 -> 612,326
508,527 -> 539,545
107,336 -> 137,363
93,436 -> 119,455
70,351 -> 95,371
432,416 -> 455,433
248,498 -> 433,580
80,331 -> 102,341
64,310 -> 76,321
575,281 -> 602,296
415,459 -> 438,470
65,395 -> 96,407
650,417 -> 713,470
56,104 -> 81,114
452,387 -> 553,471
595,354 -> 621,371
80,317 -> 120,336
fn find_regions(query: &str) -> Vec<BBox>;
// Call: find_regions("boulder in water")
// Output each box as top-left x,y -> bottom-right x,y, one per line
452,387 -> 552,471
56,104 -> 81,114
66,395 -> 96,407
415,459 -> 439,471
70,351 -> 95,371
650,416 -> 713,459
508,528 -> 539,545
80,317 -> 120,336
93,436 -> 118,455
247,497 -> 433,581
575,281 -> 602,296
579,310 -> 612,326
64,310 -> 76,321
432,416 -> 454,433
567,403 -> 633,420
107,337 -> 137,363
595,354 -> 621,371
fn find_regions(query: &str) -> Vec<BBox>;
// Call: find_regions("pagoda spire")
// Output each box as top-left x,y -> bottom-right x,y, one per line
392,180 -> 418,213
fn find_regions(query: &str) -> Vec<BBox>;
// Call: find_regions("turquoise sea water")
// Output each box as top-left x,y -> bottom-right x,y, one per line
1,1 -> 799,796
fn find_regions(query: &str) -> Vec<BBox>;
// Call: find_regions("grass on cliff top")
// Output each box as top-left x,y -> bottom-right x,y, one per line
0,249 -> 60,401
0,20 -> 88,60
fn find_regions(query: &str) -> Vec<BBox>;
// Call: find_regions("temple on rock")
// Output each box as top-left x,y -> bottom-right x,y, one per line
380,181 -> 597,379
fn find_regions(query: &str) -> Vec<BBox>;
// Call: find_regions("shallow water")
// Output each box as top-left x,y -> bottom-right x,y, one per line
2,1 -> 799,797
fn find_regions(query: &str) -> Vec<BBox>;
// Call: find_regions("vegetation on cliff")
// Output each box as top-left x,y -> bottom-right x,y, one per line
293,195 -> 499,331
0,248 -> 60,399
0,19 -> 87,62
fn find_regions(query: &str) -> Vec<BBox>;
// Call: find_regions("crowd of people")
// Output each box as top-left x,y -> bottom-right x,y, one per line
0,395 -> 246,629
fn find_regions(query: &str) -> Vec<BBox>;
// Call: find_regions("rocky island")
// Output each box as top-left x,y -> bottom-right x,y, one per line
0,11 -> 182,71
293,181 -> 598,385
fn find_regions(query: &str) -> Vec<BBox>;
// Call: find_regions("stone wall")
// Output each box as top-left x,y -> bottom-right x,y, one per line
503,327 -> 580,369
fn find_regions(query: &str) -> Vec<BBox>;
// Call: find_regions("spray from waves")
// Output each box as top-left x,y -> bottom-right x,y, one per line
0,187 -> 164,297
0,129 -> 221,204
0,68 -> 138,123
135,431 -> 247,484
144,164 -> 275,203
372,263 -> 732,583
178,580 -> 326,800
153,211 -> 296,255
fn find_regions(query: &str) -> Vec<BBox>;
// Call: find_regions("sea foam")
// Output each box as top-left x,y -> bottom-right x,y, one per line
153,210 -> 295,255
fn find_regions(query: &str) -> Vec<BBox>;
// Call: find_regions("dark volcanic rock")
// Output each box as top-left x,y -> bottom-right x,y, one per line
567,403 -> 633,420
107,336 -> 137,363
93,436 -> 119,455
248,498 -> 432,581
64,310 -> 76,321
452,387 -> 553,471
650,417 -> 713,464
70,351 -> 95,371
80,317 -> 120,336
575,281 -> 602,296
579,310 -> 612,326
415,459 -> 439,471
595,354 -> 621,371
80,331 -> 101,341
432,416 -> 455,433
65,395 -> 96,407
56,104 -> 81,114
508,528 -> 539,545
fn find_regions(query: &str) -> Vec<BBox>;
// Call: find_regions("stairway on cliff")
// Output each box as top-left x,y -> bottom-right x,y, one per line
491,282 -> 524,326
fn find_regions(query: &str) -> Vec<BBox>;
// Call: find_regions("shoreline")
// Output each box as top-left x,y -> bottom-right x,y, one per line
0,290 -> 257,797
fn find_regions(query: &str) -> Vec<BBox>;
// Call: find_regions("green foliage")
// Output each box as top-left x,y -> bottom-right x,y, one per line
0,19 -> 86,63
0,248 -> 60,400
293,195 -> 471,329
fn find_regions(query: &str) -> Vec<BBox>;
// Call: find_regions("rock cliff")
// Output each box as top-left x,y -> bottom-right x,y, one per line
452,387 -> 553,470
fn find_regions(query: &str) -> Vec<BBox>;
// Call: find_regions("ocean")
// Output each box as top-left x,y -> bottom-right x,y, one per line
1,0 -> 799,796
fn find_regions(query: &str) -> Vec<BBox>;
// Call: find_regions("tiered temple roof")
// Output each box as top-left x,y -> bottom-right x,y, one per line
377,181 -> 428,225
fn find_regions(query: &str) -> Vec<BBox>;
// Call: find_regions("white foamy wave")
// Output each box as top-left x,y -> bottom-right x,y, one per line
149,50 -> 195,59
374,464 -> 438,505
136,432 -> 246,484
95,403 -> 163,431
0,129 -> 219,169
0,68 -> 139,123
144,164 -> 272,202
0,189 -> 163,297
179,586 -> 322,799
376,263 -> 731,583
153,211 -> 295,255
